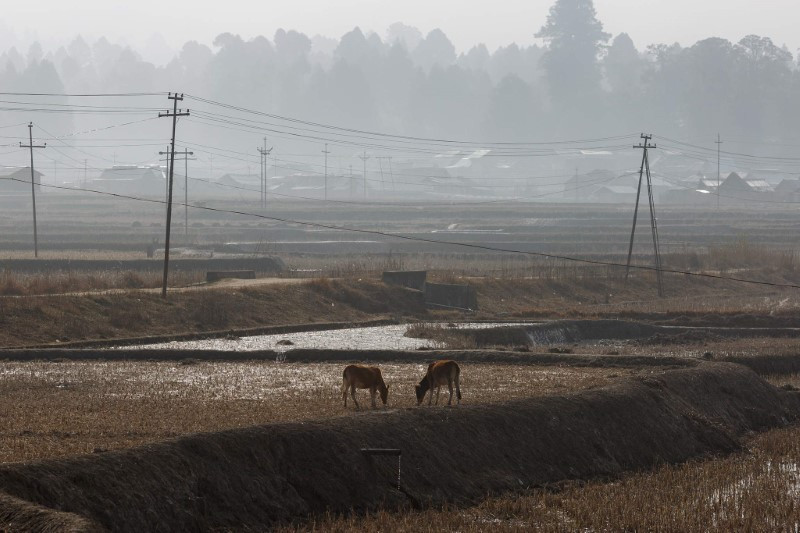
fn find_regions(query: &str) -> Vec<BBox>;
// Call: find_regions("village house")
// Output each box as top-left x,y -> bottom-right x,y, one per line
0,167 -> 43,195
91,166 -> 166,197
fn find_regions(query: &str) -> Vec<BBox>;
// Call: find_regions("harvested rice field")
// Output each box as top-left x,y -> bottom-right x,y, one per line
0,359 -> 667,463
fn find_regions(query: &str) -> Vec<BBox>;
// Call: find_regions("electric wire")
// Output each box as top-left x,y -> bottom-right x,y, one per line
4,175 -> 799,291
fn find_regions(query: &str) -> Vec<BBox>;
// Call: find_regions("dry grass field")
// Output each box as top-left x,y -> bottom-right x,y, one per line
1,200 -> 799,529
281,425 -> 800,532
0,360 -> 650,463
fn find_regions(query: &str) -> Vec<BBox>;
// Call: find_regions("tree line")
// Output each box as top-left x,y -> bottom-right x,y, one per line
1,0 -> 798,152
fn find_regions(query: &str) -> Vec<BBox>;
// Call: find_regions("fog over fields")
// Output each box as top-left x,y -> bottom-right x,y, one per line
0,0 -> 798,202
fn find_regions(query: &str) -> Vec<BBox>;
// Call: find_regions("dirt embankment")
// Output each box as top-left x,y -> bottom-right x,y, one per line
0,275 -> 796,348
434,320 -> 800,348
0,363 -> 796,532
0,347 -> 697,368
0,279 -> 427,348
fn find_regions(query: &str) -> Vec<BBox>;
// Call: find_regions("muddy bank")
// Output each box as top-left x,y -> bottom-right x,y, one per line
0,363 -> 796,531
0,279 -> 428,348
0,347 -> 695,368
444,320 -> 800,347
25,319 -> 398,350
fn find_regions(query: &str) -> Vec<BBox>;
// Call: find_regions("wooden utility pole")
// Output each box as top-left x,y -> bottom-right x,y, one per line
160,148 -> 195,236
574,167 -> 579,203
349,164 -> 355,197
377,156 -> 393,191
322,143 -> 331,200
625,133 -> 663,297
158,93 -> 189,298
377,156 -> 386,191
20,122 -> 45,258
258,137 -> 272,208
359,150 -> 370,201
715,133 -> 722,209
164,144 -> 170,201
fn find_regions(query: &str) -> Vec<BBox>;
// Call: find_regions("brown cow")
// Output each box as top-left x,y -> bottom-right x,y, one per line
342,364 -> 389,409
415,360 -> 461,406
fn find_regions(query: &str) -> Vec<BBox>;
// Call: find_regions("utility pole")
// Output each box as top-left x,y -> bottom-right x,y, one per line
20,122 -> 45,258
160,148 -> 194,236
377,156 -> 386,191
574,167 -> 579,203
322,143 -> 331,200
164,144 -> 170,202
257,137 -> 272,208
349,164 -> 355,197
157,92 -> 190,298
715,133 -> 722,209
625,133 -> 663,297
359,150 -> 370,201
377,156 -> 393,191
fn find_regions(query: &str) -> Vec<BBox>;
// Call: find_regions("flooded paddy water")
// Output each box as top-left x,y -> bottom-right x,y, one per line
125,322 -> 531,352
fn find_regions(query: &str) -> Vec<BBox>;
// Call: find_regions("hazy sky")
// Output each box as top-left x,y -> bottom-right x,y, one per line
3,0 -> 798,60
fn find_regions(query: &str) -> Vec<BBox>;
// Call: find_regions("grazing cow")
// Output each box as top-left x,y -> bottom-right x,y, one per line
415,360 -> 461,406
342,364 -> 389,409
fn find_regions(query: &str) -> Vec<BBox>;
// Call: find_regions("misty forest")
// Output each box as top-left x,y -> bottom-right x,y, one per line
1,1 -> 798,146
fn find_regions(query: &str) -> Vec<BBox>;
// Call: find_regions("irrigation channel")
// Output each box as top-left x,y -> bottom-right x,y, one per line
120,322 -> 529,352
114,319 -> 800,353
0,319 -> 798,530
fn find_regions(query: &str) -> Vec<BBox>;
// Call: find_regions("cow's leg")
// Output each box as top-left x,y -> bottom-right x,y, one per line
342,379 -> 348,408
351,386 -> 360,409
427,377 -> 434,405
455,374 -> 461,405
435,386 -> 441,405
447,380 -> 454,405
370,387 -> 377,408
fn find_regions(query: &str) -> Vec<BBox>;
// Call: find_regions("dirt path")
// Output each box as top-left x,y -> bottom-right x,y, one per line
0,276 -> 311,299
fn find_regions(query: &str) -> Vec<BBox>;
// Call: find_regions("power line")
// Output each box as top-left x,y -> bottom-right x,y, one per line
0,92 -> 166,97
187,112 -> 633,157
9,175 -> 800,291
185,93 -> 638,148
